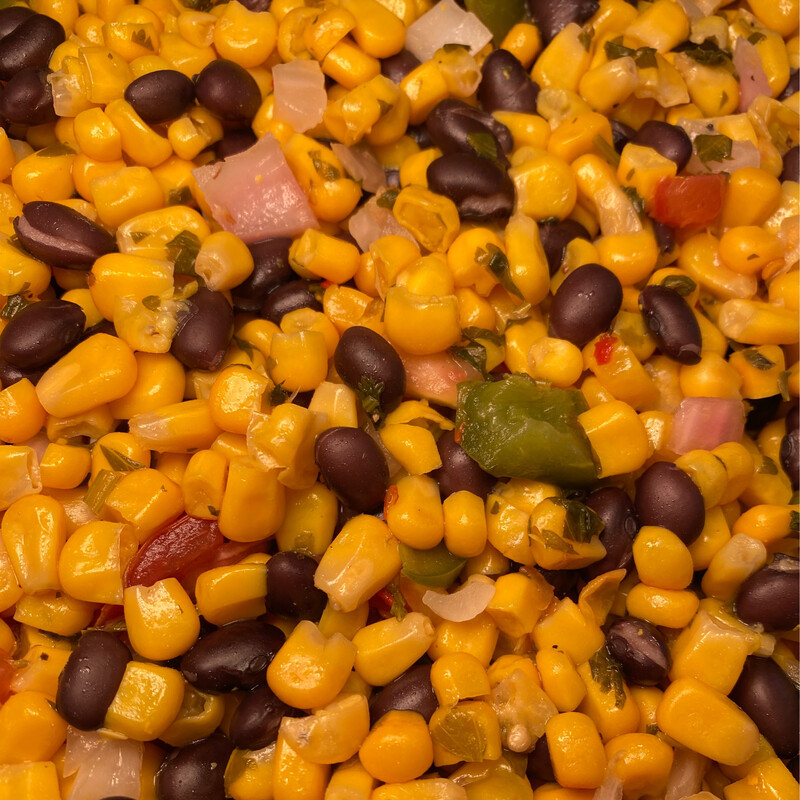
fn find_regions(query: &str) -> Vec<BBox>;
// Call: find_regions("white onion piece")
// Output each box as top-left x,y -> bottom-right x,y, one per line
422,577 -> 495,622
664,748 -> 708,800
47,70 -> 90,118
272,60 -> 327,133
593,770 -> 624,800
684,139 -> 761,174
347,197 -> 416,252
331,144 -> 386,194
405,0 -> 492,63
65,729 -> 142,800
733,37 -> 771,112
668,397 -> 745,455
20,430 -> 50,462
694,0 -> 725,14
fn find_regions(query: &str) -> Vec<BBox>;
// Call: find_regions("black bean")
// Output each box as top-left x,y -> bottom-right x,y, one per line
265,551 -> 326,620
315,427 -> 389,513
746,394 -> 781,432
632,120 -> 692,172
369,663 -> 438,724
156,734 -> 234,800
778,70 -> 799,101
527,735 -> 555,783
527,0 -> 599,43
0,357 -> 47,387
730,656 -> 799,760
170,287 -> 233,371
781,145 -> 799,183
780,429 -> 799,489
735,554 -> 799,632
124,70 -> 195,125
788,755 -> 800,782
407,123 -> 433,150
478,49 -> 539,113
634,461 -> 705,545
215,128 -> 257,160
638,284 -> 702,365
427,152 -> 515,221
381,49 -> 421,83
610,119 -> 636,153
582,486 -> 638,581
0,67 -> 55,126
606,618 -> 670,685
0,299 -> 85,369
432,429 -> 495,500
0,14 -> 64,80
787,404 -> 800,434
260,280 -> 322,325
652,219 -> 676,255
236,0 -> 271,10
229,684 -> 301,750
56,631 -> 131,730
548,263 -> 623,347
180,620 -> 285,693
0,6 -> 35,40
231,237 -> 292,313
194,59 -> 261,125
426,99 -> 512,163
538,220 -> 591,276
334,326 -> 406,415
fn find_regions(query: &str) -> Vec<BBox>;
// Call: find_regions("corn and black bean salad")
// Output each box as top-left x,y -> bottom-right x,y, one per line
0,0 -> 798,796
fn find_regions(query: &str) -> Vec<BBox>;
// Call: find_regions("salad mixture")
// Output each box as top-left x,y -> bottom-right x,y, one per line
0,0 -> 797,797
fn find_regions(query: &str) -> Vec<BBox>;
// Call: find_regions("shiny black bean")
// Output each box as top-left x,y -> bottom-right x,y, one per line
170,287 -> 233,371
635,461 -> 705,545
0,299 -> 85,369
229,684 -> 301,750
432,429 -> 495,500
610,119 -> 636,152
778,70 -> 799,101
652,219 -> 676,255
0,357 -> 46,387
538,220 -> 591,275
261,280 -> 322,325
735,554 -> 799,632
315,427 -> 389,513
606,618 -> 670,685
548,263 -> 623,347
730,656 -> 799,760
181,620 -> 285,693
156,734 -> 234,800
381,49 -> 421,83
369,663 -> 438,724
0,14 -> 64,81
427,152 -> 515,221
14,200 -> 117,269
746,394 -> 781,432
527,735 -> 555,782
265,551 -> 326,620
124,70 -> 195,125
407,123 -> 433,150
781,145 -> 799,183
231,237 -> 292,312
194,59 -> 261,125
780,429 -> 799,489
478,49 -> 539,113
0,6 -> 35,40
0,67 -> 55,126
234,0 -> 271,11
527,0 -> 599,43
426,99 -> 513,163
334,325 -> 406,415
215,128 -> 257,160
632,120 -> 692,172
583,486 -> 638,581
56,631 -> 130,730
638,284 -> 702,365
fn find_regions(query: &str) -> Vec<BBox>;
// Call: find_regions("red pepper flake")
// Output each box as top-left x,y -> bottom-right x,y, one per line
454,421 -> 465,444
383,484 -> 399,520
320,279 -> 334,289
368,588 -> 394,614
594,335 -> 616,365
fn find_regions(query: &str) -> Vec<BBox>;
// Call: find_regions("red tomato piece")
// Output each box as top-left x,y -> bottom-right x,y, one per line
652,174 -> 727,228
594,334 -> 616,365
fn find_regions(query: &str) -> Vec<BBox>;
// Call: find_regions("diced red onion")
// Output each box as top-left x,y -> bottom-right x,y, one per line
734,37 -> 771,113
593,769 -> 624,800
405,0 -> 492,63
272,60 -> 327,133
674,0 -> 703,20
669,397 -> 745,455
401,351 -> 483,408
192,134 -> 318,243
64,728 -> 143,800
347,197 -> 416,252
422,577 -> 495,622
664,748 -> 708,800
331,144 -> 387,194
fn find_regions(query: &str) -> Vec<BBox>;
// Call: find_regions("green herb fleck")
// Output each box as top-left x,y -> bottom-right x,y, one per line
376,188 -> 399,209
165,230 -> 201,276
621,185 -> 645,215
100,445 -> 146,472
743,348 -> 775,371
578,27 -> 593,52
541,529 -> 577,554
377,98 -> 393,116
270,383 -> 289,406
790,510 -> 799,533
85,469 -> 122,515
604,38 -> 656,68
0,294 -> 30,320
589,647 -> 627,709
129,230 -> 149,244
356,375 -> 386,425
232,335 -> 255,360
758,456 -> 779,475
450,344 -> 488,377
388,585 -> 407,621
593,134 -> 620,167
676,41 -> 736,73
309,151 -> 341,182
695,133 -> 733,168
37,143 -> 76,158
489,500 -> 500,514
475,243 -> 522,299
661,274 -> 697,296
645,723 -> 660,736
431,707 -> 487,762
553,498 -> 604,543
142,295 -> 161,312
778,370 -> 791,402
131,28 -> 154,50
462,327 -> 505,347
168,186 -> 193,206
466,130 -> 500,164
207,505 -> 220,517
748,32 -> 766,44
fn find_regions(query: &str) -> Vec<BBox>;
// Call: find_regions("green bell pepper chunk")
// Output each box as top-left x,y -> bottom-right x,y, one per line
399,542 -> 467,588
464,0 -> 527,44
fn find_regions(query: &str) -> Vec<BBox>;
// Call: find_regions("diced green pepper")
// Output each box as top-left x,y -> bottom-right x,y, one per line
399,542 -> 467,588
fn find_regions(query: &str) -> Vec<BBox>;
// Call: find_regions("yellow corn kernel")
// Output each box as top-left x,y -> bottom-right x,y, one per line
549,112 -> 615,163
397,147 -> 439,189
0,692 -> 67,765
442,491 -> 487,560
73,107 -> 122,162
603,733 -> 673,800
105,468 -> 184,541
58,521 -> 137,604
128,399 -> 221,454
383,286 -> 460,355
323,757 -> 378,800
501,212 -> 551,308
289,231 -> 359,286
385,475 -> 443,550
213,1 -> 277,67
618,143 -> 678,208
0,538 -> 23,613
729,346 -> 786,400
11,143 -> 77,204
400,60 -> 449,126
428,613 -> 499,669
217,459 -> 285,542
679,352 -> 743,399
675,448 -> 729,509
733,504 -> 796,545
717,299 -> 800,346
302,5 -> 355,60
14,591 -> 96,636
768,270 -> 800,312
0,445 -> 42,512
580,57 -> 640,114
493,110 -> 549,150
486,572 -> 549,638
546,712 -> 606,790
321,36 -> 380,89
510,148 -> 577,221
90,165 -> 165,228
322,284 -> 383,334
160,685 -> 226,748
719,226 -> 784,277
583,334 -> 659,411
657,676 -> 759,766
595,230 -> 659,286
536,648 -> 586,713
39,444 -> 90,491
274,482 -> 336,557
626,583 -> 699,628
529,497 -> 607,571
280,308 -> 339,359
0,377 -> 45,445
0,238 -> 50,298
354,710 -> 432,783
318,602 -> 369,642
103,98 -> 172,168
577,400 -> 649,478
89,434 -> 150,482
195,561 -> 268,626
701,532 -> 768,602
268,331 -> 329,393
340,0 -> 404,59
724,757 -> 800,800
379,425 -> 441,476
105,661 -> 185,741
720,167 -> 783,228
207,366 -> 270,436
353,612 -> 435,687
181,449 -> 227,520
273,728 -> 330,800
9,640 -> 70,700
390,184 -> 459,253
267,620 -> 356,709
0,762 -> 61,800
45,407 -> 116,450
429,652 -> 490,707
577,653 -> 639,742
532,23 -> 592,93
632,525 -> 694,591
429,701 -> 501,768
224,743 -> 276,800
